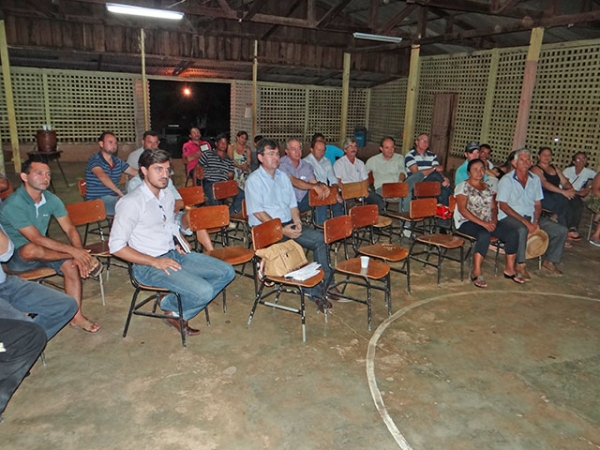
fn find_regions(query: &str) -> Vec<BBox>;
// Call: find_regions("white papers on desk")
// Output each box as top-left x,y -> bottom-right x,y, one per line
284,262 -> 321,281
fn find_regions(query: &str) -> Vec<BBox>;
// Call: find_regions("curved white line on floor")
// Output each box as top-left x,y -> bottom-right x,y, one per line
366,291 -> 600,450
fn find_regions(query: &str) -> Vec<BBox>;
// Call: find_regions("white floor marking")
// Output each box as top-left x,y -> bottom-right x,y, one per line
365,291 -> 599,449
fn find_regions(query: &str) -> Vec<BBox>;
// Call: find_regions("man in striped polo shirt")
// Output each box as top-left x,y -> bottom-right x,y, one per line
403,133 -> 452,217
84,131 -> 138,216
198,133 -> 244,214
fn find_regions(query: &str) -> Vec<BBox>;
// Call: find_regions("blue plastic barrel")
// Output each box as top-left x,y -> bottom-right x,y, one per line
354,126 -> 367,147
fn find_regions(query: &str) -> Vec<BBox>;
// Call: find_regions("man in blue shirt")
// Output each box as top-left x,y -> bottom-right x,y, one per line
497,148 -> 568,279
454,141 -> 482,186
84,131 -> 138,216
245,138 -> 336,312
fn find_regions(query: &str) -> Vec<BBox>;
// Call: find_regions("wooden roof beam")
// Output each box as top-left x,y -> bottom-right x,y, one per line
350,9 -> 600,52
377,4 -> 418,35
316,0 -> 353,28
260,0 -> 303,40
404,0 -> 543,19
243,0 -> 268,22
493,0 -> 524,14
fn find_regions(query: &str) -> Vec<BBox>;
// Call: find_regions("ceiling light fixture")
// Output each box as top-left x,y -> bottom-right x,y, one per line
106,3 -> 184,20
352,32 -> 403,44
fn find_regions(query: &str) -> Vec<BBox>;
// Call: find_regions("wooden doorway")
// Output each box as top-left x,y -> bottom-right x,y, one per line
430,93 -> 458,171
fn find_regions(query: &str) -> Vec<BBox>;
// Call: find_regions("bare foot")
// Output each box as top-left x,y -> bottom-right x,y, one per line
70,318 -> 100,333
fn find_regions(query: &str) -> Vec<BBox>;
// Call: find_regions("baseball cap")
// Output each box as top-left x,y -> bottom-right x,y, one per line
465,141 -> 480,153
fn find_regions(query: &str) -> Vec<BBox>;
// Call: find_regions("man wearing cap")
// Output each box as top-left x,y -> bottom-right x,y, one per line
455,142 -> 482,186
497,148 -> 568,278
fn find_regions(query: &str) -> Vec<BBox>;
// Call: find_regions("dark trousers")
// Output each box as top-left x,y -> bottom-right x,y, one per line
458,220 -> 519,257
203,181 -> 245,214
0,319 -> 46,416
541,191 -> 584,230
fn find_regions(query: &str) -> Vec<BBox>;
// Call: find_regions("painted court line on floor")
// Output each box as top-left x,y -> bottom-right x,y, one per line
365,291 -> 600,450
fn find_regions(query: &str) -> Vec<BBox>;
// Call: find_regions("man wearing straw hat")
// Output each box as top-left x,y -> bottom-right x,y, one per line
497,148 -> 568,279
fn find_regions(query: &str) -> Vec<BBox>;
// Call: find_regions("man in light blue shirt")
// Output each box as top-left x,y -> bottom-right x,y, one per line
497,148 -> 568,279
245,138 -> 335,311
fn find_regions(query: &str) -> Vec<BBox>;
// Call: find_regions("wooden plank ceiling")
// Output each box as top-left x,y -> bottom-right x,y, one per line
2,0 -> 600,87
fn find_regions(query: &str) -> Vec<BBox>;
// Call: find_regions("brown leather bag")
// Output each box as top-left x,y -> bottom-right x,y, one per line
255,240 -> 308,277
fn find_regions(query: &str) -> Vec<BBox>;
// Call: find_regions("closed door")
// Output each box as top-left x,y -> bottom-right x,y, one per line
430,93 -> 458,171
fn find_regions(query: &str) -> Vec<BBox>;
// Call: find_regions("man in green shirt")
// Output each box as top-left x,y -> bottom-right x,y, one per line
0,157 -> 101,333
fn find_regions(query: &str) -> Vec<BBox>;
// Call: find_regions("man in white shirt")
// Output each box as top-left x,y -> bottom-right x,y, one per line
126,131 -> 160,171
333,137 -> 383,212
303,137 -> 344,225
109,149 -> 235,336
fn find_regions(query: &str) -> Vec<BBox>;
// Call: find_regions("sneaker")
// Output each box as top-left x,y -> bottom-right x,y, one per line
590,239 -> 600,247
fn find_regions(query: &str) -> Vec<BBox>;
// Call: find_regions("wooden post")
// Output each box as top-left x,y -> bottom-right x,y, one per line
140,28 -> 150,131
402,44 -> 421,154
512,27 -> 544,150
0,20 -> 19,173
340,52 -> 351,146
252,40 -> 258,140
480,48 -> 499,143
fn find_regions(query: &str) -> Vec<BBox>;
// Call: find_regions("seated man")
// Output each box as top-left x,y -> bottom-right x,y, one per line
303,136 -> 344,225
0,224 -> 77,419
586,172 -> 600,247
110,149 -> 235,336
245,138 -> 336,311
128,172 -> 214,252
478,143 -> 500,191
0,157 -> 101,332
182,127 -> 212,180
497,148 -> 568,278
403,133 -> 452,213
199,133 -> 244,215
279,138 -> 332,219
125,130 -> 161,186
0,173 -> 9,203
365,136 -> 407,209
333,137 -> 384,213
454,141 -> 482,186
85,131 -> 138,216
311,133 -> 344,165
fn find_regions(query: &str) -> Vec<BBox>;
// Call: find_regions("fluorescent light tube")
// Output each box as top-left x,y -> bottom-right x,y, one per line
106,3 -> 184,20
352,32 -> 403,44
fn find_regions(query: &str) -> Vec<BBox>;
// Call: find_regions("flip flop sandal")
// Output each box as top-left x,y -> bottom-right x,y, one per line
504,272 -> 525,284
471,275 -> 487,288
564,241 -> 573,249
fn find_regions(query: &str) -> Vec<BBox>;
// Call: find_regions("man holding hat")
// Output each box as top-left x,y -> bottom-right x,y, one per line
455,141 -> 482,186
497,148 -> 568,279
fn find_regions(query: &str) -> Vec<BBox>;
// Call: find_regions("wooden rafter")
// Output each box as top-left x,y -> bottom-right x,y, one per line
405,0 -> 543,19
377,4 -> 418,35
316,0 -> 353,28
243,0 -> 269,22
260,0 -> 304,40
493,0 -> 524,14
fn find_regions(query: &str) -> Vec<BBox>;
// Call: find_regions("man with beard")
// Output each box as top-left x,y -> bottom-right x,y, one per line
84,131 -> 138,215
109,149 -> 235,336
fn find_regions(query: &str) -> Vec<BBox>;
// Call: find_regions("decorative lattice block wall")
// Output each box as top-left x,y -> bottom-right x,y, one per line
417,53 -> 491,157
486,49 -> 527,165
529,42 -> 600,170
307,88 -> 342,143
230,81 -> 253,139
368,78 -> 407,145
0,68 -> 139,144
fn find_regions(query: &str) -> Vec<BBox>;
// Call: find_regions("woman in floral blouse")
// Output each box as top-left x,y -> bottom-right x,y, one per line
454,159 -> 523,288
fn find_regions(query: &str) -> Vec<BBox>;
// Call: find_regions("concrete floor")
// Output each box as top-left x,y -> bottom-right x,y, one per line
2,162 -> 599,450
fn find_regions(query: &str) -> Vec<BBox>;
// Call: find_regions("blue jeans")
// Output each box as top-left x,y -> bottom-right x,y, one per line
100,195 -> 120,216
203,181 -> 244,214
132,250 -> 235,321
298,194 -> 344,226
0,276 -> 78,339
282,226 -> 331,299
